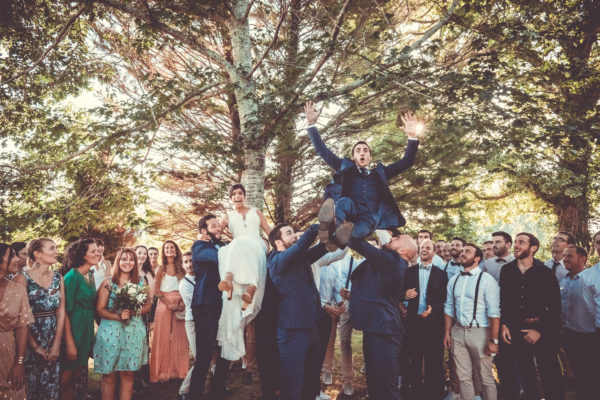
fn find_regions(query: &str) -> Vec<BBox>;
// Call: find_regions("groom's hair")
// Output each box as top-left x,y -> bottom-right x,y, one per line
198,214 -> 217,233
269,223 -> 291,249
351,140 -> 370,156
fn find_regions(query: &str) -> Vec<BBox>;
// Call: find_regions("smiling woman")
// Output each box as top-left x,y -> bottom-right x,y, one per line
60,238 -> 99,400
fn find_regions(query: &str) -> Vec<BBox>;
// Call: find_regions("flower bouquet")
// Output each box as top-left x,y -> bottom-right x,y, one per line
111,282 -> 149,326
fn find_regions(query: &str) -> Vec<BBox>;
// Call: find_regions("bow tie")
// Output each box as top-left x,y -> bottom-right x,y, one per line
419,264 -> 432,271
496,258 -> 505,263
450,261 -> 461,266
359,167 -> 370,177
460,271 -> 472,276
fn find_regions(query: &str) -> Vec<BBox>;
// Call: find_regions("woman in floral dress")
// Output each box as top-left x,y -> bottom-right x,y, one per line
23,238 -> 65,400
94,248 -> 151,400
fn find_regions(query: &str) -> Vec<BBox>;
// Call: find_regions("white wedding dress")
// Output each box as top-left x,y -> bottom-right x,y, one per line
216,207 -> 267,361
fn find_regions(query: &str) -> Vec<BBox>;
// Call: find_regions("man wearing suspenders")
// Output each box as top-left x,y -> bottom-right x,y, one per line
444,243 -> 500,400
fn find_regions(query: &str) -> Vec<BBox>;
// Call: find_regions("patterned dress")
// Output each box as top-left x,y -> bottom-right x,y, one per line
0,278 -> 34,400
24,271 -> 61,400
61,268 -> 96,370
93,281 -> 148,373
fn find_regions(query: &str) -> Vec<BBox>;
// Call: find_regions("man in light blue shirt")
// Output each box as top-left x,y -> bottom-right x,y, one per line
544,231 -> 575,282
560,245 -> 595,399
441,237 -> 466,280
444,243 -> 500,400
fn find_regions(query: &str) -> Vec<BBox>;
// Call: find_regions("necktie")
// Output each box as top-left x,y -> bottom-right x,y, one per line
460,271 -> 472,276
496,258 -> 505,263
419,264 -> 432,271
552,261 -> 560,274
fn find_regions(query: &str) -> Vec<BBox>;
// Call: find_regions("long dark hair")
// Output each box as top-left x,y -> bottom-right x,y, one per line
61,238 -> 96,275
0,243 -> 14,273
158,240 -> 184,280
135,245 -> 155,278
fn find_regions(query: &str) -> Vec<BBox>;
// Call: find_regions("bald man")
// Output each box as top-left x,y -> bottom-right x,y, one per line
348,233 -> 416,399
401,239 -> 448,399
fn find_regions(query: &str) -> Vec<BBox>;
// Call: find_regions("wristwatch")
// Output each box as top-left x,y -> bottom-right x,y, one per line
489,338 -> 499,344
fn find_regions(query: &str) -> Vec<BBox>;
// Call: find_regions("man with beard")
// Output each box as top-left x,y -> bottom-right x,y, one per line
481,231 -> 517,397
482,241 -> 494,261
444,244 -> 500,400
443,237 -> 466,280
544,231 -> 575,282
561,245 -> 595,400
481,231 -> 514,283
305,101 -> 423,249
189,214 -> 230,399
401,239 -> 448,399
267,223 -> 328,400
348,232 -> 416,399
499,233 -> 564,400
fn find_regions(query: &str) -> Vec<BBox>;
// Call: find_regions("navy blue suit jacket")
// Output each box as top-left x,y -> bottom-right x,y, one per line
308,126 -> 419,228
348,238 -> 408,335
191,239 -> 224,307
267,224 -> 328,329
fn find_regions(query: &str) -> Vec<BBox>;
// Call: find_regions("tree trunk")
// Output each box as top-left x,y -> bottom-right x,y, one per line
231,0 -> 265,209
556,199 -> 590,248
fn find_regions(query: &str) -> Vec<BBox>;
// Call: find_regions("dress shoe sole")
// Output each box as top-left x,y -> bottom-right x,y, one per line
318,198 -> 335,243
334,222 -> 353,246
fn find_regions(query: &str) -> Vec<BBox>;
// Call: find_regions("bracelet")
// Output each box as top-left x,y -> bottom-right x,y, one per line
17,356 -> 25,364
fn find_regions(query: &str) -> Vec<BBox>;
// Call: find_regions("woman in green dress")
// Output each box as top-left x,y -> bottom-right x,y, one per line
60,238 -> 100,400
94,248 -> 151,400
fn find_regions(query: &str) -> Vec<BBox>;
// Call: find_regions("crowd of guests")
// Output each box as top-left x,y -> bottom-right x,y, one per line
1,226 -> 599,400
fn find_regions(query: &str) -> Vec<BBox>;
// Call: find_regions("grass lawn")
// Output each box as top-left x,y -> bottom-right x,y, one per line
86,330 -> 574,399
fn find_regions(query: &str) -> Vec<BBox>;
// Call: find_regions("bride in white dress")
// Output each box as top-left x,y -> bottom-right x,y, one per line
216,184 -> 271,361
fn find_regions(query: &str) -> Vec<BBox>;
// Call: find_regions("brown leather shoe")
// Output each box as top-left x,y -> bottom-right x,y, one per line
242,284 -> 257,310
318,198 -> 335,243
326,222 -> 353,252
218,272 -> 234,300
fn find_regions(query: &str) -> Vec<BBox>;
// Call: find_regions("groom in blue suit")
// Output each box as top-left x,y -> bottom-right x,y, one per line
348,233 -> 417,399
267,223 -> 330,400
305,101 -> 422,245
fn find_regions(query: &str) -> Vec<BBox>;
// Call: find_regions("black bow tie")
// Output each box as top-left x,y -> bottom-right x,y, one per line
450,261 -> 461,266
419,264 -> 432,271
496,258 -> 505,263
460,271 -> 472,276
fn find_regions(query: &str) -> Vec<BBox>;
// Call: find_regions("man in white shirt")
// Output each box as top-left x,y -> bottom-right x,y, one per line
481,231 -> 515,283
444,244 -> 500,400
544,231 -> 575,282
417,229 -> 444,267
178,251 -> 196,400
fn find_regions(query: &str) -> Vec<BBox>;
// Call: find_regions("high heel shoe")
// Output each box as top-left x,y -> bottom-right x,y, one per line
241,284 -> 257,310
218,272 -> 234,300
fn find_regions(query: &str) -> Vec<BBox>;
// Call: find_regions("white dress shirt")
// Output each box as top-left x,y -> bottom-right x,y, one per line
582,262 -> 600,329
178,274 -> 195,322
544,258 -> 568,282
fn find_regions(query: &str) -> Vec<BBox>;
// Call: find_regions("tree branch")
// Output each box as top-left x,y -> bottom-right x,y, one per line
249,1 -> 289,78
1,3 -> 88,86
0,83 -> 221,175
97,0 -> 238,78
241,0 -> 257,22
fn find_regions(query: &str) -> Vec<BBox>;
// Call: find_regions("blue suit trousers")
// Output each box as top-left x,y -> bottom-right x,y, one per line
363,332 -> 403,400
277,326 -> 321,400
335,197 -> 379,239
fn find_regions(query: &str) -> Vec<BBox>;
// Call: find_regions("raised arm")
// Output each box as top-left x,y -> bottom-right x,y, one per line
384,112 -> 424,178
349,237 -> 397,271
305,101 -> 342,170
270,225 -> 320,275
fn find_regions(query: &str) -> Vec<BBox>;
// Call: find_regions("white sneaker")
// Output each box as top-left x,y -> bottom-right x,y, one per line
322,371 -> 333,385
343,383 -> 354,396
319,391 -> 331,400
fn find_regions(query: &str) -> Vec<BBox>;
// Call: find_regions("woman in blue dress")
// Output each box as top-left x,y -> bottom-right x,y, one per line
94,248 -> 151,400
24,238 -> 65,400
